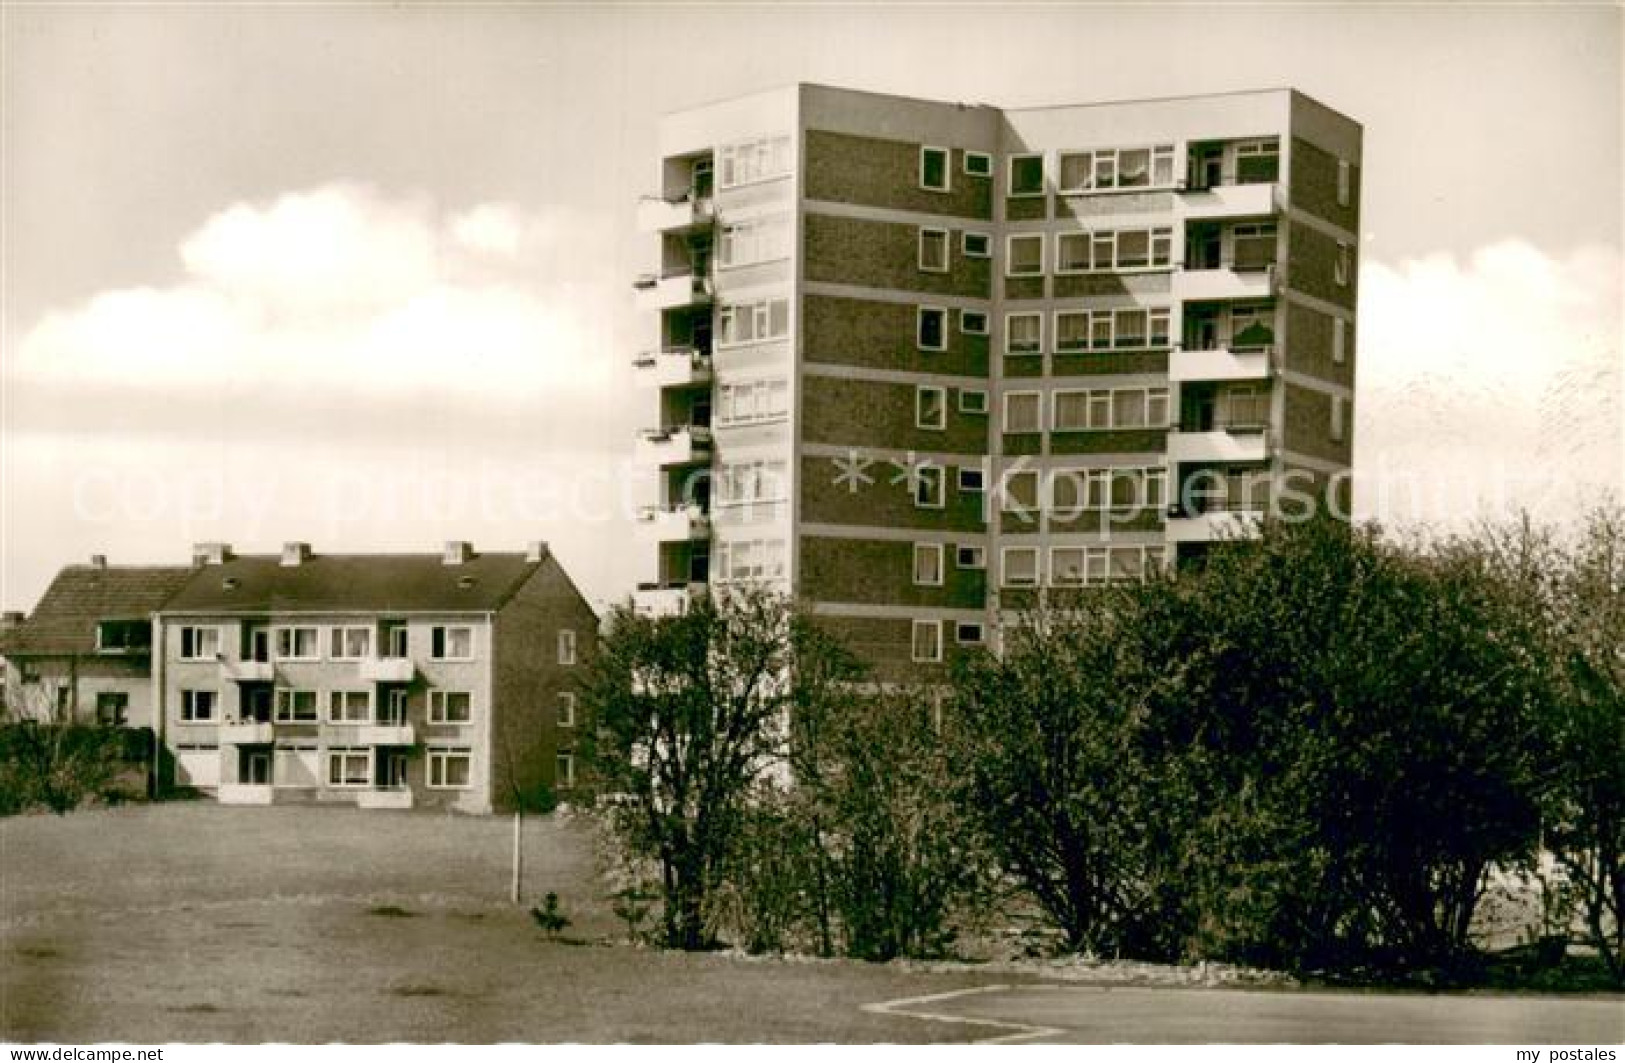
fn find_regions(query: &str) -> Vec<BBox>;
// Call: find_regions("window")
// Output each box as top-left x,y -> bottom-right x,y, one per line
1331,396 -> 1347,443
957,466 -> 985,492
1008,154 -> 1044,196
97,619 -> 149,654
1007,234 -> 1044,276
1005,312 -> 1042,355
718,297 -> 790,347
717,216 -> 791,269
719,135 -> 791,189
955,622 -> 985,645
383,688 -> 409,724
1002,547 -> 1040,588
555,752 -> 576,789
328,748 -> 371,788
1057,145 -> 1175,192
329,626 -> 371,661
1230,222 -> 1278,271
328,690 -> 372,724
716,460 -> 789,507
964,151 -> 992,177
1051,547 -> 1088,587
558,630 -> 577,665
956,545 -> 986,569
1049,387 -> 1169,430
911,620 -> 943,663
557,692 -> 577,728
429,690 -> 473,724
1230,305 -> 1277,350
1002,470 -> 1039,514
428,748 -> 472,789
716,378 -> 790,426
1055,308 -> 1171,353
96,692 -> 128,727
962,232 -> 991,258
716,538 -> 789,581
1235,138 -> 1280,184
430,626 -> 474,661
382,623 -> 408,658
273,688 -> 317,722
912,543 -> 944,587
1335,242 -> 1351,286
180,689 -> 216,723
918,228 -> 949,272
958,389 -> 988,415
917,307 -> 947,351
916,386 -> 946,430
960,309 -> 988,335
179,626 -> 221,661
1056,228 -> 1172,272
913,465 -> 945,509
1337,159 -> 1352,206
919,146 -> 950,191
274,627 -> 319,661
1333,317 -> 1347,365
1004,391 -> 1042,433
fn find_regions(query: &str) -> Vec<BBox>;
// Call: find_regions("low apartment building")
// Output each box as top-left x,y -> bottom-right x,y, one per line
156,541 -> 594,813
0,557 -> 192,727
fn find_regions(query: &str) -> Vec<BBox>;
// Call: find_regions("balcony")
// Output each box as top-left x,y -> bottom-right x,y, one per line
636,193 -> 714,235
1175,262 -> 1277,303
357,722 -> 415,746
634,425 -> 712,468
1167,425 -> 1271,465
1169,345 -> 1274,384
219,660 -> 274,683
1165,507 -> 1265,544
218,783 -> 274,806
1178,181 -> 1278,220
219,720 -> 276,745
636,505 -> 710,542
359,657 -> 414,683
632,348 -> 712,390
632,582 -> 705,618
357,787 -> 414,811
634,269 -> 714,313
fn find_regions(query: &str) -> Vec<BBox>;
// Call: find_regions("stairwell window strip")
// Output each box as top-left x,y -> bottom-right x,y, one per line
718,297 -> 790,348
717,216 -> 791,269
718,135 -> 791,190
716,379 -> 789,427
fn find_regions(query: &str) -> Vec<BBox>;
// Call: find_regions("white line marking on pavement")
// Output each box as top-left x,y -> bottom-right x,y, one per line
862,984 -> 1066,1044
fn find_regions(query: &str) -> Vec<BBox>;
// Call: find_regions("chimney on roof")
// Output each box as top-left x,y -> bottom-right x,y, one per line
281,542 -> 312,567
1,611 -> 23,633
192,542 -> 232,567
443,541 -> 473,566
89,554 -> 107,570
525,541 -> 549,563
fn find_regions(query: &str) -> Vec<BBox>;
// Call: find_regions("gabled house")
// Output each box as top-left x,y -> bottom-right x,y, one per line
0,557 -> 193,728
155,541 -> 595,813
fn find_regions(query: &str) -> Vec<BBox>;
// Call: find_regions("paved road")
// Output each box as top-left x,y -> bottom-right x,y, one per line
868,983 -> 1625,1044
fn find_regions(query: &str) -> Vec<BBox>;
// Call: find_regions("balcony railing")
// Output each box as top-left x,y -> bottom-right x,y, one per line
1167,424 -> 1272,465
631,348 -> 713,389
219,720 -> 276,745
635,504 -> 711,541
1176,180 -> 1279,219
1169,344 -> 1275,383
219,660 -> 275,683
1164,506 -> 1266,544
634,425 -> 712,468
356,721 -> 415,746
633,269 -> 714,313
358,657 -> 414,683
636,193 -> 715,235
632,582 -> 706,618
1175,262 -> 1279,302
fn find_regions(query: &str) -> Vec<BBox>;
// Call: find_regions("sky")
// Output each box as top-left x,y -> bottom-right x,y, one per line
2,2 -> 1621,611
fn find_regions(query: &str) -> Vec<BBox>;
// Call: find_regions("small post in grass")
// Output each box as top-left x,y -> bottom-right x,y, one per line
510,809 -> 523,905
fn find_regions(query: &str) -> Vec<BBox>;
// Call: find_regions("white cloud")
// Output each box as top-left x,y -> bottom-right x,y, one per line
1355,240 -> 1622,527
8,184 -> 623,411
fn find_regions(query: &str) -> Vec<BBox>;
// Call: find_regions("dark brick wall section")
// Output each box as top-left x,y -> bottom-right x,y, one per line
800,456 -> 987,532
800,536 -> 986,609
1288,221 -> 1357,310
1284,302 -> 1355,387
1290,136 -> 1360,234
1052,351 -> 1169,378
804,293 -> 989,378
809,614 -> 963,684
1049,429 -> 1169,456
804,129 -> 992,220
1281,382 -> 1352,465
1053,273 -> 1174,300
490,559 -> 597,808
804,213 -> 991,299
801,375 -> 990,454
1006,197 -> 1048,222
1005,276 -> 1046,301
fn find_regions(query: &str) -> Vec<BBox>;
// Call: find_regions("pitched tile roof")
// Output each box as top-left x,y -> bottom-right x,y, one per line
2,565 -> 193,656
159,552 -> 546,615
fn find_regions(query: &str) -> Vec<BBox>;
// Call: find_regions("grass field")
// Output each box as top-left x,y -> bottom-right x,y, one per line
0,802 -> 992,1043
